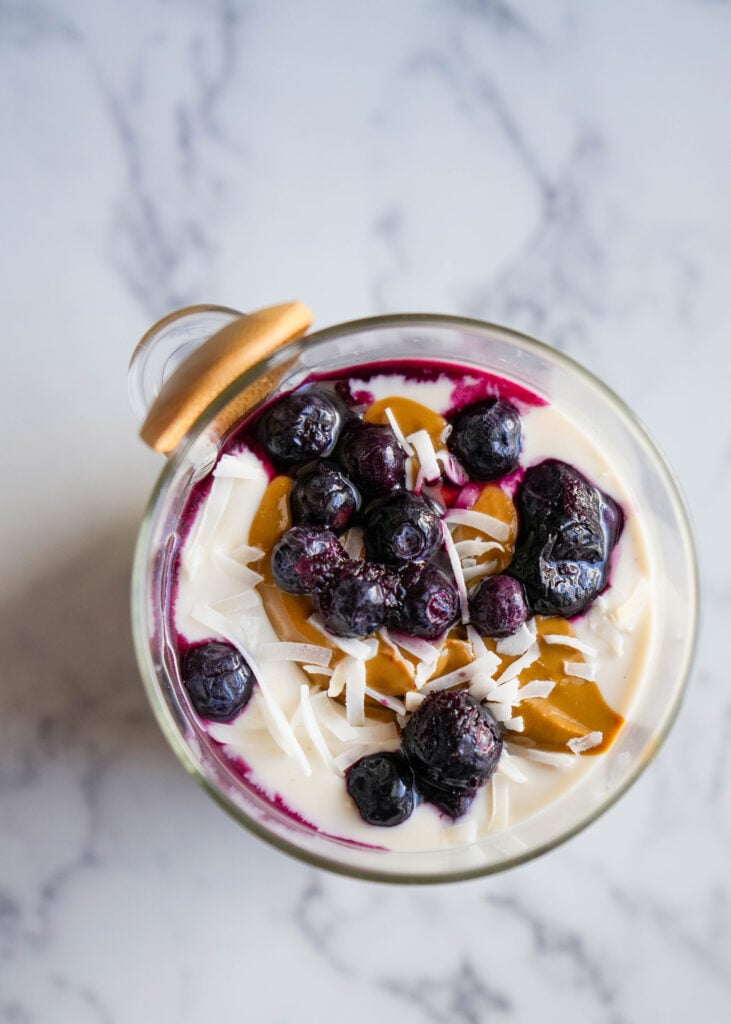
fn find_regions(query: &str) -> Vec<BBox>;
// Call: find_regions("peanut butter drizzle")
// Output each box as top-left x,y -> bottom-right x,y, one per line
363,396 -> 446,446
245,409 -> 623,754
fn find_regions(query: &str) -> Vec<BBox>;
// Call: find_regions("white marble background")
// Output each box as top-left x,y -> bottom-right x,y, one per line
1,0 -> 730,1020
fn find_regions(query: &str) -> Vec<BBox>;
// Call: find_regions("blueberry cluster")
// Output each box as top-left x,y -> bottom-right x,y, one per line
507,459 -> 624,617
347,690 -> 503,825
261,386 -> 461,640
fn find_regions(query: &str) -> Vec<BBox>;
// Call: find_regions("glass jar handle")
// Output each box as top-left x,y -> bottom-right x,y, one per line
128,304 -> 243,425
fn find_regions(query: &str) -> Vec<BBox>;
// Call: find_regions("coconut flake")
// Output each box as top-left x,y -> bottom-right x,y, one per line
484,679 -> 520,705
299,684 -> 340,774
364,687 -> 406,716
543,634 -> 598,657
503,716 -> 524,732
342,526 -> 364,559
404,456 -> 417,492
440,521 -> 470,624
384,406 -> 414,455
493,642 -> 540,685
302,664 -> 334,677
467,625 -> 489,660
514,678 -> 555,702
229,543 -> 265,564
497,749 -> 527,783
345,659 -> 367,726
516,746 -> 576,768
307,615 -> 378,661
310,692 -> 397,743
443,508 -> 511,543
258,642 -> 332,667
488,774 -> 510,831
453,539 -> 503,559
408,429 -> 442,485
496,622 -> 535,657
213,453 -> 262,479
212,549 -> 264,586
333,747 -> 369,772
182,476 -> 234,574
436,450 -> 469,486
421,651 -> 500,695
327,658 -> 349,698
405,691 -> 426,712
462,561 -> 501,583
210,591 -> 260,615
567,730 -> 603,753
378,629 -> 416,681
563,660 -> 598,682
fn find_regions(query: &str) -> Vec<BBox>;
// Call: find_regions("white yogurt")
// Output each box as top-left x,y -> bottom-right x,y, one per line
173,372 -> 655,852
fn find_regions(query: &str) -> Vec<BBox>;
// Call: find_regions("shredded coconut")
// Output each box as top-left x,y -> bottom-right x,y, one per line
345,659 -> 367,726
543,633 -> 598,657
407,429 -> 442,485
258,642 -> 332,667
496,623 -> 535,657
443,508 -> 511,543
299,685 -> 340,774
563,660 -> 598,682
567,730 -> 603,753
308,614 -> 378,660
440,521 -> 470,623
384,406 -> 414,455
493,642 -> 540,685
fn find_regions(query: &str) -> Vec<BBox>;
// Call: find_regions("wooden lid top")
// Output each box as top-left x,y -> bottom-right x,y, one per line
140,301 -> 313,453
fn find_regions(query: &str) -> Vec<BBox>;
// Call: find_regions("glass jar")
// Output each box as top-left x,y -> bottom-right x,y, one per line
130,308 -> 698,882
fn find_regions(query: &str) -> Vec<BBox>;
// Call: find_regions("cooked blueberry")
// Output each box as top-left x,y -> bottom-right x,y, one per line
315,561 -> 389,637
335,420 -> 406,498
258,387 -> 343,467
290,462 -> 360,532
390,563 -> 460,640
508,459 -> 623,617
364,492 -> 442,565
401,690 -> 502,818
447,398 -> 522,480
182,641 -> 255,722
346,751 -> 415,826
469,574 -> 529,638
271,526 -> 347,595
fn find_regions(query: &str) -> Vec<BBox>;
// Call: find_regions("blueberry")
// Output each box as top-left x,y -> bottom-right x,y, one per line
447,398 -> 522,480
315,561 -> 390,637
390,563 -> 460,640
182,641 -> 255,722
271,526 -> 348,595
335,420 -> 406,498
259,387 -> 343,467
468,574 -> 529,638
508,459 -> 624,617
364,492 -> 442,565
290,462 -> 360,532
401,690 -> 503,818
346,751 -> 415,826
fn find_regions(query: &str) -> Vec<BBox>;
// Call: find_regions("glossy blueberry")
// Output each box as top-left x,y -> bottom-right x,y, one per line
508,459 -> 623,617
290,462 -> 360,532
271,526 -> 347,595
447,398 -> 522,480
182,641 -> 255,722
258,387 -> 343,467
390,563 -> 460,640
335,420 -> 406,498
346,751 -> 416,827
401,690 -> 503,818
468,574 -> 529,638
315,561 -> 390,638
364,492 -> 442,565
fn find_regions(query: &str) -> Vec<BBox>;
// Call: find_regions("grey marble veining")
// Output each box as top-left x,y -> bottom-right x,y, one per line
1,0 -> 730,1021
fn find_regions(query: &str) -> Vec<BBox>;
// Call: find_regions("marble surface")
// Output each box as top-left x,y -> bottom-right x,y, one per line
2,0 -> 730,1020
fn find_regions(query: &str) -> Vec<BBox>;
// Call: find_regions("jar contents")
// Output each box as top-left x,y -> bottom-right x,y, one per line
171,361 -> 653,851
